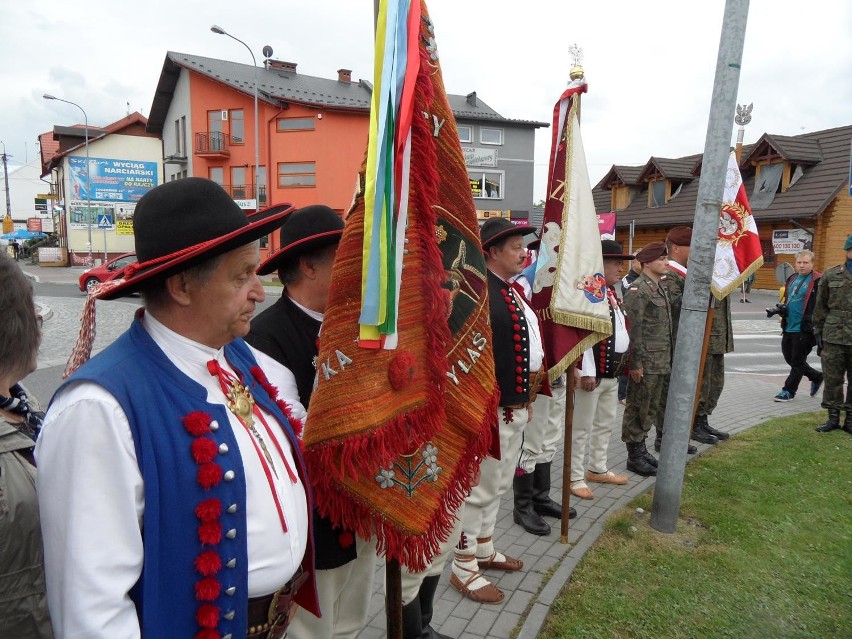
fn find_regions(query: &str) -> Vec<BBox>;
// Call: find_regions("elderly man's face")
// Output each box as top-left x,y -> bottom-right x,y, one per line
488,235 -> 527,280
187,243 -> 265,349
603,258 -> 625,287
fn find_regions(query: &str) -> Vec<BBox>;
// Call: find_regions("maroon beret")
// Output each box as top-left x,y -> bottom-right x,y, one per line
666,226 -> 692,246
635,241 -> 667,264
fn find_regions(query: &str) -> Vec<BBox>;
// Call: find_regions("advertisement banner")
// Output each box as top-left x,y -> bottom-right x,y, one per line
69,201 -> 113,229
68,156 -> 158,202
597,212 -> 616,239
771,228 -> 813,254
461,146 -> 498,167
27,217 -> 43,232
114,203 -> 135,235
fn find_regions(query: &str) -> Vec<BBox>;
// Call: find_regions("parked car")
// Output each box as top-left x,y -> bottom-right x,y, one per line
78,252 -> 137,292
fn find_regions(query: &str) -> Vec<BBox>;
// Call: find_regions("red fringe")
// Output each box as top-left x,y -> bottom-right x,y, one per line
194,550 -> 222,576
194,577 -> 221,601
184,411 -> 213,437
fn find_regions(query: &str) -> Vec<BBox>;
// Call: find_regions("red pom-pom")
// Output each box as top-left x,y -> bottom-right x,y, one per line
516,366 -> 523,373
195,577 -> 221,601
515,466 -> 526,477
511,314 -> 519,321
338,530 -> 355,548
198,520 -> 222,545
516,356 -> 523,363
388,351 -> 417,391
514,345 -> 522,352
515,386 -> 523,393
184,411 -> 212,437
513,334 -> 521,342
196,603 -> 220,628
197,463 -> 223,489
194,550 -> 222,576
192,437 -> 218,464
195,498 -> 222,522
515,376 -> 523,383
250,365 -> 269,387
194,629 -> 220,639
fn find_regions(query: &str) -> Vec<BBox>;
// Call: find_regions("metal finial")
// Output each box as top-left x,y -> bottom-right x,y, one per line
568,44 -> 584,81
735,103 -> 753,127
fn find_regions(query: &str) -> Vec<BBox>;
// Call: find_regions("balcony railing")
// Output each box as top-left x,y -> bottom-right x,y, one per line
219,184 -> 268,207
194,131 -> 231,157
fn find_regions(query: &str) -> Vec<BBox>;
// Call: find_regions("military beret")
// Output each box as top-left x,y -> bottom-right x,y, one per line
635,241 -> 668,264
666,226 -> 692,246
844,234 -> 852,250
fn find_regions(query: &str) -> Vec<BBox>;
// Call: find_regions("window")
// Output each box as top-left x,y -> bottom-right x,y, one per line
257,166 -> 267,205
458,125 -> 472,144
650,180 -> 666,208
480,128 -> 503,145
278,162 -> 316,187
231,167 -> 246,198
751,163 -> 783,210
209,167 -> 224,185
207,111 -> 224,150
174,119 -> 181,155
230,109 -> 245,144
469,170 -> 504,199
180,116 -> 186,156
277,117 -> 315,132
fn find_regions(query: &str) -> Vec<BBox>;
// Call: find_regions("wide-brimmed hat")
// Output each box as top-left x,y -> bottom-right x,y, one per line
97,178 -> 293,300
257,205 -> 345,276
601,239 -> 633,260
480,218 -> 537,251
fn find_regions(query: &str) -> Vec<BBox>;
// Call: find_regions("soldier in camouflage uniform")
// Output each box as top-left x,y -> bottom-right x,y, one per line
812,234 -> 852,434
655,226 -> 697,455
621,242 -> 672,476
693,290 -> 733,444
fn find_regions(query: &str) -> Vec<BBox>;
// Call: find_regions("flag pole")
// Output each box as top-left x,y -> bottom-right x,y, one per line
560,361 -> 577,542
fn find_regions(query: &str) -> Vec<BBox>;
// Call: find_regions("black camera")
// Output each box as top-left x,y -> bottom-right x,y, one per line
765,303 -> 788,319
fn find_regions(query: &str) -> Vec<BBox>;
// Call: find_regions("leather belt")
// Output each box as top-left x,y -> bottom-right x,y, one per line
246,568 -> 309,639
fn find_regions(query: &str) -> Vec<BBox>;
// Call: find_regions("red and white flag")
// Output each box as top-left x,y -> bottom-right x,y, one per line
711,151 -> 764,299
530,79 -> 612,382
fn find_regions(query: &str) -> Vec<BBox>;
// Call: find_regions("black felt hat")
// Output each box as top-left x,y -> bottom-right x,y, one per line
257,205 -> 344,276
97,178 -> 293,300
480,218 -> 536,251
601,239 -> 633,260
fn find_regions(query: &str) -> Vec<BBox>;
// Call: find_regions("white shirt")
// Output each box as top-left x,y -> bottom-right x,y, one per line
36,312 -> 309,639
579,288 -> 629,377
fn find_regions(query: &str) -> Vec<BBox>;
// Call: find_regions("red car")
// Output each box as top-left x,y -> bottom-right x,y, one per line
78,252 -> 137,292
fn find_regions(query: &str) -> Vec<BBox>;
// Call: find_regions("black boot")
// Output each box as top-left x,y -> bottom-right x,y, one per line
701,415 -> 730,440
626,442 -> 657,476
513,472 -> 551,535
402,597 -> 423,639
691,414 -> 719,444
639,439 -> 658,468
843,412 -> 852,435
532,462 -> 576,520
655,436 -> 697,454
816,409 -> 841,432
418,575 -> 453,639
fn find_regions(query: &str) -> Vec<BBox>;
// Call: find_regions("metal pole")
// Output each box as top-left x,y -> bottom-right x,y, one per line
43,94 -> 93,265
211,26 -> 260,208
650,0 -> 751,533
1,141 -> 11,221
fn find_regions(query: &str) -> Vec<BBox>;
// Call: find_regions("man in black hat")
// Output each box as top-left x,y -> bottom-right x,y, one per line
246,205 -> 378,639
37,178 -> 318,639
570,240 -> 632,500
451,218 -> 541,605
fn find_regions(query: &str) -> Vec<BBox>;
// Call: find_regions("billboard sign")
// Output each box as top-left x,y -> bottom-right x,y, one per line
68,156 -> 158,202
771,228 -> 813,254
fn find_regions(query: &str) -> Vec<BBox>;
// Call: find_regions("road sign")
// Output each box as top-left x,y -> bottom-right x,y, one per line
36,193 -> 58,199
98,214 -> 113,229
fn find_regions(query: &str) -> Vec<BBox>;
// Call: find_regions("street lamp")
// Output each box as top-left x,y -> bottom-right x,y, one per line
43,93 -> 96,266
211,24 -> 260,208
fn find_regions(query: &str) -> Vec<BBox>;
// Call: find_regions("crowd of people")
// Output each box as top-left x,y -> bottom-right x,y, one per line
3,177 -> 851,638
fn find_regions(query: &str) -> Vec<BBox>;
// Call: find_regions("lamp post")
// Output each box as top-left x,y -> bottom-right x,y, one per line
211,25 -> 261,208
43,94 -> 95,266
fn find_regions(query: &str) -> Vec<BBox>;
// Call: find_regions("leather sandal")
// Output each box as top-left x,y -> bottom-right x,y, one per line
476,550 -> 523,572
450,570 -> 504,604
570,485 -> 595,499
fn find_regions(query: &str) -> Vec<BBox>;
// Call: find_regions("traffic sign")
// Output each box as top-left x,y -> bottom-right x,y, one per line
97,214 -> 113,229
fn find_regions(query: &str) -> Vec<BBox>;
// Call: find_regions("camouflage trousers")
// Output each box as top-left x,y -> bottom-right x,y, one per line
697,353 -> 725,417
621,372 -> 668,443
819,342 -> 852,411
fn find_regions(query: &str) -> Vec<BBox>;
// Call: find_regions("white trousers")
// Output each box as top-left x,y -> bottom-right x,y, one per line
398,507 -> 464,604
288,534 -> 377,639
518,383 -> 566,473
571,377 -> 619,483
458,406 -> 528,558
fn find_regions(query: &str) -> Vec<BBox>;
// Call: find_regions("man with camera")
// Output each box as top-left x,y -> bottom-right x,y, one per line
772,250 -> 823,402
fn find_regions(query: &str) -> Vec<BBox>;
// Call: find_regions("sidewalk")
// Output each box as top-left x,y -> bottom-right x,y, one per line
357,311 -> 819,638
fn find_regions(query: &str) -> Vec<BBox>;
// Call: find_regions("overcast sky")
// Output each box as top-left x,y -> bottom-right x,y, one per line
1,0 -> 849,203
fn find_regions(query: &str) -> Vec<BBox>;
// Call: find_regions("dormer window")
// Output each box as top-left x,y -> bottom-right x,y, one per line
751,162 -> 783,209
650,180 -> 666,208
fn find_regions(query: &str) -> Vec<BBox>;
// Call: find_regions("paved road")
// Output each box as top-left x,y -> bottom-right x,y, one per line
18,263 -> 830,638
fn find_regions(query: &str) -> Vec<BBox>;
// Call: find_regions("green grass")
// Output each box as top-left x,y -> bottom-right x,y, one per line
539,413 -> 852,639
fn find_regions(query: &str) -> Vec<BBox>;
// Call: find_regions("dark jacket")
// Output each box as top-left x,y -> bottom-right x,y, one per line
781,270 -> 821,334
488,271 -> 535,407
247,295 -> 358,570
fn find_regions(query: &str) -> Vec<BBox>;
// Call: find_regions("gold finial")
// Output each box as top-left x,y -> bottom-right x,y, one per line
568,44 -> 584,80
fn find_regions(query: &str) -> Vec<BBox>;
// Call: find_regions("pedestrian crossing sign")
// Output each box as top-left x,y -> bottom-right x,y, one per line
97,214 -> 112,229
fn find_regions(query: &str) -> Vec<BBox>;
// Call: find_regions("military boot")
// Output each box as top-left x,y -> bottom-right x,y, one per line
626,442 -> 657,476
512,472 -> 551,535
815,409 -> 841,432
691,414 -> 719,444
842,412 -> 852,435
701,415 -> 730,440
639,439 -> 658,468
532,462 -> 576,520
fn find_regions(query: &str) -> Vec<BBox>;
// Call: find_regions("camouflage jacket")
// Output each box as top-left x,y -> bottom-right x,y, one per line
663,267 -> 686,336
624,271 -> 672,374
707,293 -> 734,354
813,263 -> 852,345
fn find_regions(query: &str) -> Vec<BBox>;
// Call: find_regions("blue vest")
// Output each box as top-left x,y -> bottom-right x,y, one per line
56,318 -> 317,638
